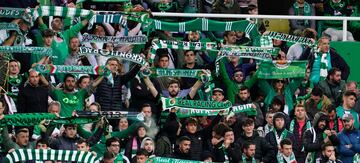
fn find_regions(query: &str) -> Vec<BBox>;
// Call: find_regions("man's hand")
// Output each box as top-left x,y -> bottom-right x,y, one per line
324,130 -> 332,136
223,138 -> 231,149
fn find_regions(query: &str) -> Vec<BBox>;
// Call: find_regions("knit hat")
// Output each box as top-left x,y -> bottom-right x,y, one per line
272,112 -> 286,126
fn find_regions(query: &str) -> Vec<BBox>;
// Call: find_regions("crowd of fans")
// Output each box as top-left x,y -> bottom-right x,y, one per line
0,0 -> 359,163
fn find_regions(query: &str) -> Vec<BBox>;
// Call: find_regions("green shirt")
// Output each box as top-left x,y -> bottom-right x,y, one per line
51,89 -> 89,117
336,106 -> 360,129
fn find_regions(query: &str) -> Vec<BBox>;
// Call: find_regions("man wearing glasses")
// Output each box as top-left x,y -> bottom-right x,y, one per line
337,113 -> 360,163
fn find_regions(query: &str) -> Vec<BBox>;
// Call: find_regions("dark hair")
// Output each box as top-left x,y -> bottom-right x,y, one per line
247,4 -> 257,11
136,149 -> 149,157
213,123 -> 230,137
42,29 -> 55,37
15,127 -> 29,136
106,137 -> 120,147
36,138 -> 49,146
141,103 -> 151,111
158,52 -> 169,60
327,104 -> 336,113
242,118 -> 255,127
303,28 -> 317,39
280,138 -> 292,148
64,73 -> 76,83
0,97 -> 8,115
88,102 -> 101,112
177,136 -> 191,145
239,86 -> 249,92
321,142 -> 334,151
64,124 -> 77,129
156,49 -> 169,56
185,117 -> 198,126
168,79 -> 181,88
327,67 -> 341,79
184,50 -> 195,56
343,90 -> 357,99
233,68 -> 243,76
76,138 -> 89,146
311,86 -> 323,97
76,75 -> 90,88
242,141 -> 256,151
102,151 -> 116,160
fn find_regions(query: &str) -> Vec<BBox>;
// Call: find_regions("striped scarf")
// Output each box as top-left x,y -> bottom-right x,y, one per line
5,149 -> 101,163
316,51 -> 330,81
141,68 -> 212,83
263,31 -> 315,47
149,39 -> 217,63
29,6 -> 92,21
92,14 -> 127,27
277,152 -> 297,163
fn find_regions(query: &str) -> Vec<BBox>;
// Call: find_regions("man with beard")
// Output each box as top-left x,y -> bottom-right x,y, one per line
318,68 -> 346,106
173,136 -> 192,160
144,76 -> 202,99
239,142 -> 260,163
50,74 -> 98,117
265,112 -> 295,163
305,86 -> 332,121
316,142 -> 343,163
211,124 -> 241,163
236,118 -> 273,163
289,103 -> 312,163
234,86 -> 264,127
303,112 -> 339,163
338,113 -> 360,163
336,91 -> 359,129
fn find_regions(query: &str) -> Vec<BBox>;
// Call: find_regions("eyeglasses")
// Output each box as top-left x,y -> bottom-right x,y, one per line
276,80 -> 285,83
111,144 -> 120,147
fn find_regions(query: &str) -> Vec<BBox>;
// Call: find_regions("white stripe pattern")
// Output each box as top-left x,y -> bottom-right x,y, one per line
19,149 -> 25,161
67,8 -> 76,17
202,18 -> 208,31
54,6 -> 62,16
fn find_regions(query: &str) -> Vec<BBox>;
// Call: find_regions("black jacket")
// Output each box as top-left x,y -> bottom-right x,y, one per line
129,77 -> 161,113
95,64 -> 141,111
212,142 -> 241,163
265,129 -> 295,163
172,148 -> 192,160
303,112 -> 339,160
180,114 -> 221,160
290,119 -> 312,163
308,48 -> 350,81
17,84 -> 49,113
236,131 -> 273,163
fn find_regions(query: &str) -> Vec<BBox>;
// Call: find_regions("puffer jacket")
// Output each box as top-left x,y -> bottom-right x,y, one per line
95,64 -> 141,111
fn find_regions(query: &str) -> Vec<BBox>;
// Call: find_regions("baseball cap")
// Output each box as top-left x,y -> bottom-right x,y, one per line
213,88 -> 224,94
342,113 -> 354,121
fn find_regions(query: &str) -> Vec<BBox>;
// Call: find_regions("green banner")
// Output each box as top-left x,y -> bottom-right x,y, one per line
79,47 -> 147,66
0,7 -> 26,18
0,46 -> 53,55
0,113 -> 57,127
161,97 -> 232,110
257,60 -> 307,79
34,64 -> 107,75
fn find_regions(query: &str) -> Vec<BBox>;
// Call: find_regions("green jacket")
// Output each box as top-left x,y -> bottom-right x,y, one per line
258,78 -> 302,113
219,59 -> 257,104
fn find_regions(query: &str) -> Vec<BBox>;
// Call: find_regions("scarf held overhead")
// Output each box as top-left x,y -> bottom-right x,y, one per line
264,31 -> 315,47
0,46 -> 53,55
257,60 -> 307,79
79,46 -> 147,66
82,34 -> 148,44
34,64 -> 107,75
147,157 -> 211,163
141,68 -> 212,83
161,97 -> 232,110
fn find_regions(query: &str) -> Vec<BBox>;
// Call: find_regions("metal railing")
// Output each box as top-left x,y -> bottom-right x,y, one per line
151,12 -> 360,41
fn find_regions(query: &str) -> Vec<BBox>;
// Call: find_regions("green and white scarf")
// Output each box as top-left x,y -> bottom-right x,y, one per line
174,104 -> 256,118
79,46 -> 147,66
242,154 -> 256,163
92,14 -> 127,27
257,60 -> 307,79
354,153 -> 360,163
263,31 -> 315,47
0,23 -> 21,34
289,120 -> 312,133
147,157 -> 211,163
274,129 -> 289,146
0,7 -> 26,18
28,6 -> 92,21
161,97 -> 232,110
34,64 -> 107,75
293,2 -> 312,26
5,149 -> 101,163
77,0 -> 130,3
315,51 -> 330,81
0,46 -> 53,55
277,152 -> 297,163
141,68 -> 212,83
149,39 -> 217,63
82,34 -> 148,44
